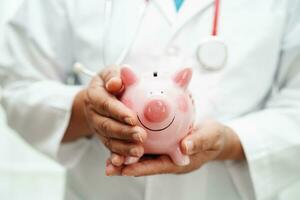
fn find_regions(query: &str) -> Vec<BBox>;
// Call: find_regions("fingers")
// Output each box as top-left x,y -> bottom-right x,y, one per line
110,154 -> 141,167
100,66 -> 123,93
110,153 -> 125,167
90,111 -> 147,142
106,159 -> 123,176
121,155 -> 179,177
86,81 -> 137,126
124,156 -> 140,165
181,122 -> 224,155
101,136 -> 144,157
106,78 -> 124,95
181,131 -> 202,155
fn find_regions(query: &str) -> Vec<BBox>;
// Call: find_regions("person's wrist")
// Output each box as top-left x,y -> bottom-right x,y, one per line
229,126 -> 245,160
77,89 -> 94,137
216,124 -> 245,160
62,89 -> 93,142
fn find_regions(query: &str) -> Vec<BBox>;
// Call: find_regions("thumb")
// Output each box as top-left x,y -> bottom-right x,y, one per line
181,132 -> 198,155
180,126 -> 204,155
181,122 -> 223,156
100,66 -> 123,94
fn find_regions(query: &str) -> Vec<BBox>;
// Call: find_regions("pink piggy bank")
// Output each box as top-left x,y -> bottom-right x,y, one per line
120,67 -> 195,166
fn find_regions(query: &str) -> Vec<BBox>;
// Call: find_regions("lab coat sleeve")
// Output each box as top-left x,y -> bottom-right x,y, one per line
225,2 -> 300,199
0,0 -> 90,167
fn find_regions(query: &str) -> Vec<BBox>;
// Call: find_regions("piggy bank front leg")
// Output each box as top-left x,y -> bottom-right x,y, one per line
168,146 -> 190,166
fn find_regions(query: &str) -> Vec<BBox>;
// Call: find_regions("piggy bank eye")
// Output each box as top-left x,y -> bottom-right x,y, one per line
160,91 -> 164,94
153,72 -> 158,77
150,91 -> 153,95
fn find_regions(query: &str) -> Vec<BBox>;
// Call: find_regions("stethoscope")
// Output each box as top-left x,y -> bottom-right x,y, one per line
74,0 -> 227,76
197,0 -> 227,70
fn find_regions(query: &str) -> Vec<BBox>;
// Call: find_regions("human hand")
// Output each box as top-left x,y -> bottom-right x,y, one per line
106,120 -> 244,176
87,67 -> 149,159
63,66 -> 147,160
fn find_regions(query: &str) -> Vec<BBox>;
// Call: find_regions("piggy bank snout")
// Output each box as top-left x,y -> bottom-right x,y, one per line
144,99 -> 170,123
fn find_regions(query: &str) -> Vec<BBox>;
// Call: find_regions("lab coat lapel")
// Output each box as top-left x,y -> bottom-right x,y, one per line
153,0 -> 177,25
105,0 -> 145,64
176,0 -> 214,29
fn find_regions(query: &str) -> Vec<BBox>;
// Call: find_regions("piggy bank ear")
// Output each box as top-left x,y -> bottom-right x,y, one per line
173,68 -> 193,89
121,67 -> 138,87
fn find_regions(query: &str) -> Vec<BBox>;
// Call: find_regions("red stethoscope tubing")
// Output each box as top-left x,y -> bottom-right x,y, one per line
212,0 -> 220,36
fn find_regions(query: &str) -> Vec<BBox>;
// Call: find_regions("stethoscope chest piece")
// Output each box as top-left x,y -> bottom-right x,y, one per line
197,36 -> 227,70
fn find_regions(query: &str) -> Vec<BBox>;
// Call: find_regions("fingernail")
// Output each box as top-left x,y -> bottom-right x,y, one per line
130,147 -> 142,157
111,154 -> 120,166
105,164 -> 115,176
178,156 -> 190,166
105,79 -> 116,91
132,127 -> 146,142
133,132 -> 143,142
124,156 -> 139,165
185,140 -> 194,154
182,156 -> 190,166
106,78 -> 122,92
125,117 -> 134,126
105,81 -> 111,90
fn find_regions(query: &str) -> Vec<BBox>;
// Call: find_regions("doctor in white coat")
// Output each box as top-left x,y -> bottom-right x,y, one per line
1,0 -> 300,199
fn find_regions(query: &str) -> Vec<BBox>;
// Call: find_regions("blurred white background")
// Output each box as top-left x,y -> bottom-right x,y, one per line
1,0 -> 300,200
0,0 -> 65,200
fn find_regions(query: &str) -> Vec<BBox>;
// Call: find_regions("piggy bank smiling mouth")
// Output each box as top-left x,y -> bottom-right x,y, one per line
137,115 -> 176,132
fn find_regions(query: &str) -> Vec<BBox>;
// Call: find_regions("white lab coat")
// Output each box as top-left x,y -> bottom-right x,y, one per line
1,0 -> 300,199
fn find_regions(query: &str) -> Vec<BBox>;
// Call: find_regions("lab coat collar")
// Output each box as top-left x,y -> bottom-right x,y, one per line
176,0 -> 214,28
152,0 -> 177,25
153,0 -> 214,28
